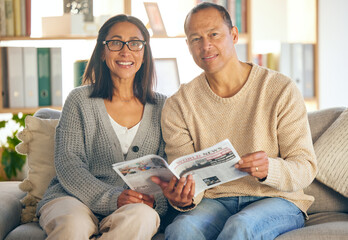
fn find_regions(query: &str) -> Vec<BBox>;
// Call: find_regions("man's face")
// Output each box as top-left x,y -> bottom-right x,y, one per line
185,8 -> 236,74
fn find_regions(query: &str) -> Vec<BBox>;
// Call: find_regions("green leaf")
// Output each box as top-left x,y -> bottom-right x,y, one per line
1,148 -> 26,179
0,121 -> 6,128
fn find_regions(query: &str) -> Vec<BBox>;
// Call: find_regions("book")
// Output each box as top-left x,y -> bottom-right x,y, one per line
112,139 -> 247,197
20,0 -> 25,36
227,0 -> 236,27
241,0 -> 247,33
25,0 -> 30,36
50,48 -> 62,106
267,52 -> 277,71
37,48 -> 51,106
7,47 -> 24,108
235,0 -> 242,32
22,47 -> 38,107
4,0 -> 14,36
0,47 -> 9,108
0,0 -> 6,36
13,0 -> 21,36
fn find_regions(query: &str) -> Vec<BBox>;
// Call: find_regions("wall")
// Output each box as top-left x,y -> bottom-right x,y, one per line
318,0 -> 348,109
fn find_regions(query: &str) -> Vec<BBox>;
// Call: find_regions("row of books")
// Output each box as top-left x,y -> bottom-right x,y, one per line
0,0 -> 31,37
1,47 -> 62,108
254,43 -> 315,99
253,53 -> 277,71
197,0 -> 247,33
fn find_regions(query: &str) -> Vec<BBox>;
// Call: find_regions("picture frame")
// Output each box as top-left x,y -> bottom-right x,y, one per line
144,2 -> 167,37
154,58 -> 180,96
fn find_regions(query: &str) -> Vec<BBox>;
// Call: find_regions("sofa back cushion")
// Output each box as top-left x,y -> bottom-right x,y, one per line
305,180 -> 348,214
306,107 -> 348,214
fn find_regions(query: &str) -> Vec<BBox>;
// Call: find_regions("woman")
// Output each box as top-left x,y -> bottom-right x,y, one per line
36,14 -> 167,240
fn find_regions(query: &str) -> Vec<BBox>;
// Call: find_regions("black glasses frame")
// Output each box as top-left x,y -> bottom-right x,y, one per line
102,40 -> 146,52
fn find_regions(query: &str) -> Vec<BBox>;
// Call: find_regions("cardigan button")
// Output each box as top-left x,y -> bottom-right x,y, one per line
132,146 -> 139,152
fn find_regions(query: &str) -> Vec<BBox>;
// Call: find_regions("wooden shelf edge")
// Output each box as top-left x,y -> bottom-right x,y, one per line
0,36 -> 98,41
0,106 -> 62,114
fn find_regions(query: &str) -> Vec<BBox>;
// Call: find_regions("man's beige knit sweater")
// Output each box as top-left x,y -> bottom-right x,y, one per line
161,63 -> 317,215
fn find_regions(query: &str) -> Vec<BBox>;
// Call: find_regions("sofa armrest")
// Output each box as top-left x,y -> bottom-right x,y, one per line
0,182 -> 25,239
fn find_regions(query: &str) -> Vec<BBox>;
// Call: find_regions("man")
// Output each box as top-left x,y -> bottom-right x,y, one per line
152,2 -> 317,240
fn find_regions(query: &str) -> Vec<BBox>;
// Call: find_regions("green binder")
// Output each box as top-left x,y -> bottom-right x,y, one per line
37,48 -> 51,106
74,60 -> 88,87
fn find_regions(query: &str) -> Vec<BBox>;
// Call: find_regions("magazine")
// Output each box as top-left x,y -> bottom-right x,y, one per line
112,139 -> 248,197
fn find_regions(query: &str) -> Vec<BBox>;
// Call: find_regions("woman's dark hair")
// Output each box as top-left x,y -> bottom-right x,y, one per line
184,2 -> 233,35
84,14 -> 156,104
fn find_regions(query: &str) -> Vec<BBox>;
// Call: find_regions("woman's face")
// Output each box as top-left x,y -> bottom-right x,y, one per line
103,21 -> 145,82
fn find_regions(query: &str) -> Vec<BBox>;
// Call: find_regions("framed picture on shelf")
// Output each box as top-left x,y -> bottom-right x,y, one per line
196,0 -> 228,9
154,58 -> 180,96
144,2 -> 167,37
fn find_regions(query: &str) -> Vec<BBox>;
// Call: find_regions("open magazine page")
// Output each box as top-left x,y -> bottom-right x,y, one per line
112,155 -> 175,195
168,139 -> 248,197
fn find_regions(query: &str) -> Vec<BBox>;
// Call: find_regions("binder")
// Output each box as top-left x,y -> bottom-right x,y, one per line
291,43 -> 304,95
37,48 -> 51,106
7,47 -> 25,108
50,48 -> 62,106
303,44 -> 314,98
0,47 -> 9,108
279,43 -> 292,78
23,47 -> 38,107
74,60 -> 88,87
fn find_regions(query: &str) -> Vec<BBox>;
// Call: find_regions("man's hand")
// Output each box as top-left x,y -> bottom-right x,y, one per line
235,151 -> 269,180
117,189 -> 154,208
151,175 -> 195,207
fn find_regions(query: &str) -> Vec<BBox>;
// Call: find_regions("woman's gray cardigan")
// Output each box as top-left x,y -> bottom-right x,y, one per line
37,85 -> 168,218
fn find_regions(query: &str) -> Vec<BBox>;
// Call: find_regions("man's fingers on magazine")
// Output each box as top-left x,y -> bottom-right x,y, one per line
151,176 -> 170,189
182,175 -> 195,197
174,177 -> 186,193
167,176 -> 179,190
142,194 -> 154,202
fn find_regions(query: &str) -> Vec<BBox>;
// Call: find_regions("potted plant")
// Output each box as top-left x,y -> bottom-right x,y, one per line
0,113 -> 28,181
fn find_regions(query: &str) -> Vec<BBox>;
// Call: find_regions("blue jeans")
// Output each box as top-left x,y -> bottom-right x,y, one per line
165,197 -> 305,240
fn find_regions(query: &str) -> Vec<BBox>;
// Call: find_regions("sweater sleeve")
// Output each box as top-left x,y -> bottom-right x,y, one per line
161,94 -> 195,163
54,91 -> 121,216
261,81 -> 317,192
161,92 -> 204,210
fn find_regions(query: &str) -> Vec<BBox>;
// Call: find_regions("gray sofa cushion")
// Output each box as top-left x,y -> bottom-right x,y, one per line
305,180 -> 348,214
5,223 -> 46,240
276,221 -> 348,240
308,107 -> 346,143
0,193 -> 22,240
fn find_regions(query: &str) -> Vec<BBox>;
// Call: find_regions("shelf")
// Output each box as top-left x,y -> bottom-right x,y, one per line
0,36 -> 98,41
0,106 -> 61,114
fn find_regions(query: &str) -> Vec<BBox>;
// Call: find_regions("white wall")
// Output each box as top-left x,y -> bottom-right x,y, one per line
318,0 -> 348,109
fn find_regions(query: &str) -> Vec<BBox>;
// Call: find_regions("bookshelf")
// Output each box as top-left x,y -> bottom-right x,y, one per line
0,0 -> 253,114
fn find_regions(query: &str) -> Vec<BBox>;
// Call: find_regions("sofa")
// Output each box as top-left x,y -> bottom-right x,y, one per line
0,107 -> 347,240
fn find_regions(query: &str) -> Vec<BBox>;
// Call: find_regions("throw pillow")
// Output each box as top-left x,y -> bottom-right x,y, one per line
15,116 -> 59,223
313,109 -> 348,198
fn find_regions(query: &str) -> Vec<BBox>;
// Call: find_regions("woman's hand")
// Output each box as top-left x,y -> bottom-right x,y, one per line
151,175 -> 195,208
117,189 -> 155,208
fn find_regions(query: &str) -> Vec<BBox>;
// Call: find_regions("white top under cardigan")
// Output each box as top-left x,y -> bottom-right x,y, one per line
108,114 -> 141,155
